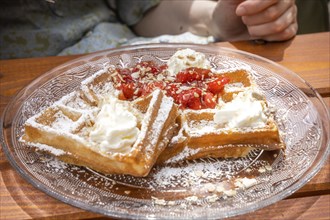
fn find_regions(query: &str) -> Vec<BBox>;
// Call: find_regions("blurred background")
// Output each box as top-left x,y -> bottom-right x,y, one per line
296,0 -> 329,34
0,0 -> 329,60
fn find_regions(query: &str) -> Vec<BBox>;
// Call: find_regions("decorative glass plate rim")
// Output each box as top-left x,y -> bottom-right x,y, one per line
1,43 -> 329,219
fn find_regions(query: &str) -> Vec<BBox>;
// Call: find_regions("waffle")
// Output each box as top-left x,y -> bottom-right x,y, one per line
22,69 -> 178,177
157,69 -> 285,164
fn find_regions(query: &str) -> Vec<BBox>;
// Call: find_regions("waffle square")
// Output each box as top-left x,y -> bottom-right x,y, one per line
157,69 -> 285,164
22,75 -> 178,176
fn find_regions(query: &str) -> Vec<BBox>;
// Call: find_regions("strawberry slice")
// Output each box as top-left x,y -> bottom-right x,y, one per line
177,88 -> 202,110
141,81 -> 165,96
206,76 -> 230,94
176,67 -> 211,83
116,68 -> 134,83
120,82 -> 137,100
159,64 -> 168,72
202,92 -> 217,109
138,61 -> 161,74
165,84 -> 180,101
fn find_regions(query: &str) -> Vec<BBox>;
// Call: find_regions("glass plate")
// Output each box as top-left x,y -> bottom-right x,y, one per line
1,44 -> 329,219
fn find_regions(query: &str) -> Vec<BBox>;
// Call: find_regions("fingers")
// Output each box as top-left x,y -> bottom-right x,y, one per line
241,0 -> 293,26
248,5 -> 298,41
236,0 -> 278,16
210,0 -> 297,41
235,0 -> 297,41
261,21 -> 298,41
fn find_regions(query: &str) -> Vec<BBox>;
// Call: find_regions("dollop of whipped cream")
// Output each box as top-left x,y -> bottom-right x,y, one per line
214,88 -> 268,128
90,96 -> 140,153
167,48 -> 211,76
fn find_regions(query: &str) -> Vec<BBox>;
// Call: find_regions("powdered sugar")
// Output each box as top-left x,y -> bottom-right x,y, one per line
163,147 -> 200,164
51,111 -> 75,131
80,64 -> 109,86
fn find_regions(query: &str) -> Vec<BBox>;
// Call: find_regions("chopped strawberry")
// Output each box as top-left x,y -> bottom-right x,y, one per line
176,67 -> 211,83
202,92 -> 217,109
131,67 -> 140,73
206,76 -> 230,94
115,68 -> 134,83
159,64 -> 168,71
138,61 -> 161,74
141,81 -> 165,96
177,88 -> 202,110
114,61 -> 227,110
187,98 -> 202,110
192,67 -> 212,78
165,84 -> 179,101
138,61 -> 153,67
120,82 -> 137,100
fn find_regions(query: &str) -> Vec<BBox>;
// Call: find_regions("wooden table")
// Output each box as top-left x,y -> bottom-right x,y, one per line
1,32 -> 329,219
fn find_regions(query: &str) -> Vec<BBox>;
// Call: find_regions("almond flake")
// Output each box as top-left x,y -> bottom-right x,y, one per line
117,74 -> 124,82
258,167 -> 266,173
133,89 -> 140,95
265,165 -> 272,171
205,183 -> 216,192
223,189 -> 237,197
152,197 -> 167,206
185,195 -> 198,202
206,194 -> 218,203
131,72 -> 140,79
194,170 -> 203,177
187,55 -> 196,61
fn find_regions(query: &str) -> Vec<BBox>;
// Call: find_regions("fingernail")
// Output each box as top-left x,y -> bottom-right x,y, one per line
236,6 -> 246,16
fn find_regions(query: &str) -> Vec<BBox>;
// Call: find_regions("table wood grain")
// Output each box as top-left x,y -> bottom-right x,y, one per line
1,32 -> 329,220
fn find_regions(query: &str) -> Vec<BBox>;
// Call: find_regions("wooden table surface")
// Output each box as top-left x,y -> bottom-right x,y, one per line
1,32 -> 329,220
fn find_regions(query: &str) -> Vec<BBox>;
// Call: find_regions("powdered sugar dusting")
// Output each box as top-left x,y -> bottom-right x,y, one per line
80,64 -> 109,85
51,111 -> 75,131
133,90 -> 160,150
153,160 -> 233,189
163,147 -> 200,164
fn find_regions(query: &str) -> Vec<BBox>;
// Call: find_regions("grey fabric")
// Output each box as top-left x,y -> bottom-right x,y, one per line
0,0 -> 116,59
0,0 -> 213,59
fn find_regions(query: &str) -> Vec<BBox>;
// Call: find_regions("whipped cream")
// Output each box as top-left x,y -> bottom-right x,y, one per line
214,88 -> 267,128
90,96 -> 140,153
167,48 -> 211,76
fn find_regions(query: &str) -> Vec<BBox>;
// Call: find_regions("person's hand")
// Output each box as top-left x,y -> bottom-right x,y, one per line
134,0 -> 298,42
211,0 -> 297,42
236,0 -> 298,41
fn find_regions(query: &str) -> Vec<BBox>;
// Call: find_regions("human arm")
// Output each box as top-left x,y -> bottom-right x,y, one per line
133,0 -> 298,42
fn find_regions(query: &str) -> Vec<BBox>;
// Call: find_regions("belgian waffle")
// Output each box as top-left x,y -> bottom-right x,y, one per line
22,69 -> 178,177
157,69 -> 285,164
